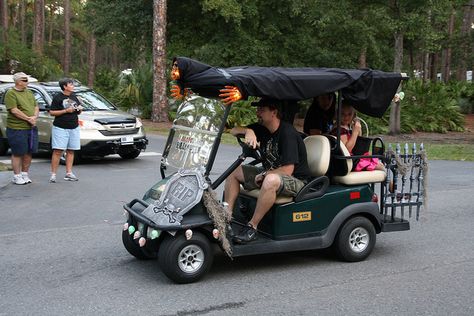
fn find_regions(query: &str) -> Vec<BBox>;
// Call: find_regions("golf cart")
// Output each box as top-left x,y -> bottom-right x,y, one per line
122,57 -> 427,283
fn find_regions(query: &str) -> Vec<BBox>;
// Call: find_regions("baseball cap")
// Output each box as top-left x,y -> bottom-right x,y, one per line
251,98 -> 282,109
12,72 -> 29,82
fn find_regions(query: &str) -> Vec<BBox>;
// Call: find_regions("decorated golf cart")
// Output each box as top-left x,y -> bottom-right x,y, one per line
122,57 -> 427,283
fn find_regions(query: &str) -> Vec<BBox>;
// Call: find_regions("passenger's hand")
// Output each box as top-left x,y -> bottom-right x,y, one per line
170,84 -> 184,100
353,119 -> 362,135
219,86 -> 242,105
65,106 -> 75,113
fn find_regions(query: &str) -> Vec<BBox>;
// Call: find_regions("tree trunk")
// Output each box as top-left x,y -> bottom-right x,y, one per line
87,35 -> 97,87
151,0 -> 169,122
32,0 -> 45,55
0,0 -> 8,45
63,0 -> 71,75
389,31 -> 403,135
20,0 -> 26,44
442,9 -> 455,83
422,52 -> 430,82
48,2 -> 55,46
358,47 -> 367,69
430,53 -> 438,82
456,1 -> 474,81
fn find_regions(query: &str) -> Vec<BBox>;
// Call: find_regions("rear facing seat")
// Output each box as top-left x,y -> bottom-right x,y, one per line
327,135 -> 386,185
240,135 -> 331,204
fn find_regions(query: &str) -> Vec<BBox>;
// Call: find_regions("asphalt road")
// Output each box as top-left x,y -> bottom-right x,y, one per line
0,134 -> 473,315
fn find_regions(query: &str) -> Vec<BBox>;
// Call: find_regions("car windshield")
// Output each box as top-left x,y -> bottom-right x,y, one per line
48,89 -> 116,111
162,95 -> 225,171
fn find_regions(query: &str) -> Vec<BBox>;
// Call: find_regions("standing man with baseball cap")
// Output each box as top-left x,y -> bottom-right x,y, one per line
4,72 -> 39,185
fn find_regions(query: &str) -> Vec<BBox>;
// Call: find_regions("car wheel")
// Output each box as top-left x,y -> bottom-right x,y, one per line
118,149 -> 141,160
59,151 -> 82,165
158,232 -> 213,284
334,216 -> 376,262
0,138 -> 8,156
122,229 -> 157,260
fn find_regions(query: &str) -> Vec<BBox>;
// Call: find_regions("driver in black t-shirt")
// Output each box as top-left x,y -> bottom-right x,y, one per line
224,98 -> 311,243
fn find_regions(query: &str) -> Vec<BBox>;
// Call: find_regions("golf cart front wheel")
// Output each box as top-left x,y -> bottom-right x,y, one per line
122,229 -> 157,260
158,232 -> 213,284
334,216 -> 376,262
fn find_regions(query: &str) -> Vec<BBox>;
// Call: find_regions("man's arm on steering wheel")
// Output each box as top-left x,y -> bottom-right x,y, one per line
231,126 -> 258,149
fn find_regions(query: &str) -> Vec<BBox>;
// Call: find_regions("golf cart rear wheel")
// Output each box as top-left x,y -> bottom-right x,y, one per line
121,229 -> 156,260
119,149 -> 141,159
158,232 -> 213,284
334,216 -> 376,262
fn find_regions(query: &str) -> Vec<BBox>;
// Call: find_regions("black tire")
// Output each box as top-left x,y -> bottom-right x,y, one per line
158,232 -> 213,284
122,229 -> 156,260
0,138 -> 8,156
334,216 -> 376,262
59,151 -> 82,165
119,149 -> 141,160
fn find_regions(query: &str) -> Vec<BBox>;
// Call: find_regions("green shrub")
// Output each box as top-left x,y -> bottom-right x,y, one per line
116,65 -> 153,118
361,80 -> 465,134
401,80 -> 464,133
93,67 -> 121,102
226,99 -> 257,128
447,81 -> 474,114
1,32 -> 62,80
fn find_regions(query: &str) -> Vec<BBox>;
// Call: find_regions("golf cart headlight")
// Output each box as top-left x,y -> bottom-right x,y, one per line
79,119 -> 103,130
135,118 -> 143,128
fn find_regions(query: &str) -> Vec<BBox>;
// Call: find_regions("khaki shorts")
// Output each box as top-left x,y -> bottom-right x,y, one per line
241,165 -> 306,197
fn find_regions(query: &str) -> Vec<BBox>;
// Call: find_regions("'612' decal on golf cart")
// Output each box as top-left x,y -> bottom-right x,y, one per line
292,211 -> 312,222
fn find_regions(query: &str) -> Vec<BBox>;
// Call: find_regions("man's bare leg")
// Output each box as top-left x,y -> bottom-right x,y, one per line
248,174 -> 280,229
11,155 -> 22,174
224,166 -> 244,217
21,153 -> 32,173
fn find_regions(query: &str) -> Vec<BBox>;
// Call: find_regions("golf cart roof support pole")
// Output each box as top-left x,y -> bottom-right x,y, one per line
335,89 -> 342,151
205,103 -> 232,178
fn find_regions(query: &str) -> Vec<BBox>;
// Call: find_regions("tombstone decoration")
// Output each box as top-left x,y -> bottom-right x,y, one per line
142,169 -> 208,229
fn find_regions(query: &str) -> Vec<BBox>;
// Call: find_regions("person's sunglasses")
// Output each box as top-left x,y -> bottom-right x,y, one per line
20,79 -> 28,82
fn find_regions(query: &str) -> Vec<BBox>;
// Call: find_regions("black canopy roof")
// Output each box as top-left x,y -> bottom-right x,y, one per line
174,57 -> 406,117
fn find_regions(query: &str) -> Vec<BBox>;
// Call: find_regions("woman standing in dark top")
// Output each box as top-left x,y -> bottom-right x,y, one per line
303,93 -> 336,135
48,78 -> 83,183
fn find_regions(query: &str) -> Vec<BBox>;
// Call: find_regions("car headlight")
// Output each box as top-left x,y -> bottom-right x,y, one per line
136,118 -> 143,128
79,119 -> 103,130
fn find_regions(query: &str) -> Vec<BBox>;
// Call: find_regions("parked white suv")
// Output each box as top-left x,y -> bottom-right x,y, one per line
0,78 -> 148,160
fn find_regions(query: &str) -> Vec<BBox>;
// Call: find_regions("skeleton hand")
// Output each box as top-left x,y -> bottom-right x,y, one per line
219,86 -> 242,105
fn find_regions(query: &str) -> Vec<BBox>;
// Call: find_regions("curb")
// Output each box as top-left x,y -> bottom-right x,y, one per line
0,171 -> 11,189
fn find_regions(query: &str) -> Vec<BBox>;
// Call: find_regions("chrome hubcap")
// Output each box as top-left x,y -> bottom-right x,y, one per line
349,227 -> 369,253
178,244 -> 204,273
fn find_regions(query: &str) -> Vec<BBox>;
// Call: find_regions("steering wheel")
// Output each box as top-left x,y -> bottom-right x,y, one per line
237,136 -> 263,162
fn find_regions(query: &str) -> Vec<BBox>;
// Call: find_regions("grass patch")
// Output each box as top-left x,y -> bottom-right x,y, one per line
0,162 -> 12,171
422,143 -> 474,161
144,126 -> 171,135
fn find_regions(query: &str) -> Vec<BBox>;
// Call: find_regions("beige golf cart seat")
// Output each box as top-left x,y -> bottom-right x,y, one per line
240,135 -> 331,204
330,136 -> 386,185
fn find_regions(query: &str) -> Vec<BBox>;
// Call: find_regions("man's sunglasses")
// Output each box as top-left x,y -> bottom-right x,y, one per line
20,79 -> 28,82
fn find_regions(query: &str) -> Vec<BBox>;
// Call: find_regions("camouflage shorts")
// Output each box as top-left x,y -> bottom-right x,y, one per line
241,165 -> 306,197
